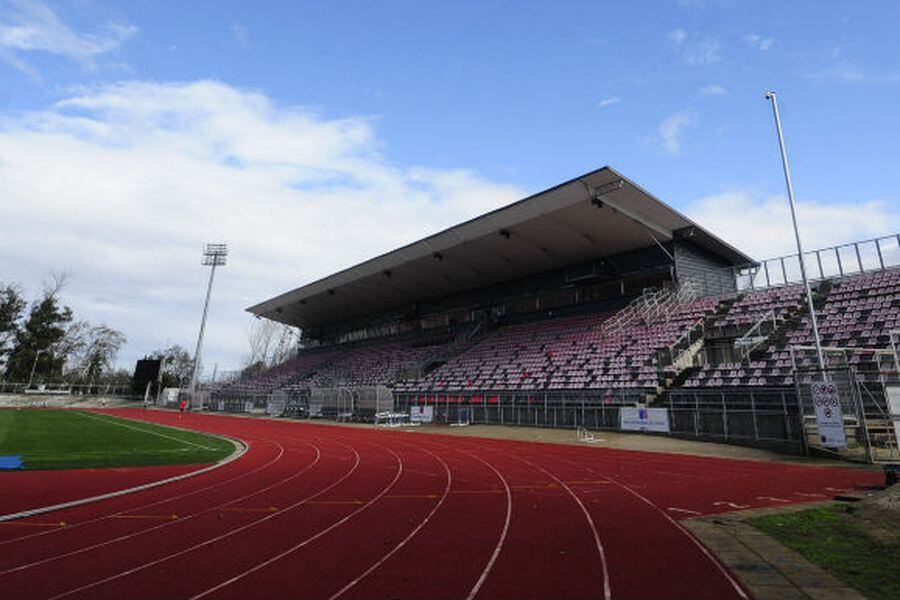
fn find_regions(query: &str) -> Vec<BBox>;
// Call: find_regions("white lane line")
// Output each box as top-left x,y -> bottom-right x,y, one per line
0,440 -> 315,576
510,455 -> 611,600
0,440 -> 247,524
558,456 -> 750,600
327,445 -> 453,600
76,411 -> 216,450
713,501 -> 751,510
47,442 -> 362,600
189,444 -> 405,600
460,450 -> 512,600
0,436 -> 282,547
667,507 -> 702,516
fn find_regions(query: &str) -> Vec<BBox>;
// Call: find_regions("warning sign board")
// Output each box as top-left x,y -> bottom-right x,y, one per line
810,382 -> 847,448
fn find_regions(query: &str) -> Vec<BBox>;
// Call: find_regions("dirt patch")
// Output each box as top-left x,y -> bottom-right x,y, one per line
394,422 -> 864,466
840,483 -> 900,543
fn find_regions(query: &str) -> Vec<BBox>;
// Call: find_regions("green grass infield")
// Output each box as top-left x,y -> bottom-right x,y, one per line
748,505 -> 900,600
0,409 -> 234,470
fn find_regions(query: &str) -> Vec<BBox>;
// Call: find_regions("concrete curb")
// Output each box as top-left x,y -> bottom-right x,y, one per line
684,504 -> 867,600
0,413 -> 247,523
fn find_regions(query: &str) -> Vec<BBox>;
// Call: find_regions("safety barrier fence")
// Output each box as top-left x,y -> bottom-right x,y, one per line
0,382 -> 134,396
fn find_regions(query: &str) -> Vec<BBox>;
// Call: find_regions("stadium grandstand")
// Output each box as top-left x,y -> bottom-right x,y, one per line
212,166 -> 900,460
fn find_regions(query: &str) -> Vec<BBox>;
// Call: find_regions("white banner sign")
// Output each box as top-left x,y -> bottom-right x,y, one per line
620,407 -> 670,433
810,382 -> 847,448
886,386 -> 900,450
409,405 -> 434,423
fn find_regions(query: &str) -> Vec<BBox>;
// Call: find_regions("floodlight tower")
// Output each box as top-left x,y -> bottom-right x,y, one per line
764,91 -> 825,370
189,243 -> 227,395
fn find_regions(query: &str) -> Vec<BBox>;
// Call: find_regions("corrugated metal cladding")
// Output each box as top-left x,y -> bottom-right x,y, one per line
673,240 -> 737,297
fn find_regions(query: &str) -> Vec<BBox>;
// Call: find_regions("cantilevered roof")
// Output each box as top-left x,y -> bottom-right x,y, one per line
248,166 -> 753,328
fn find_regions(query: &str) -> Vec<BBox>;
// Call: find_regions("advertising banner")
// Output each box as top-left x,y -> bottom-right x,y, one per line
620,407 -> 670,433
810,382 -> 847,448
410,405 -> 434,423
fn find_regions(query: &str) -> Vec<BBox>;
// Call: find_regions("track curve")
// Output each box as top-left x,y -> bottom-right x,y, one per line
0,409 -> 883,600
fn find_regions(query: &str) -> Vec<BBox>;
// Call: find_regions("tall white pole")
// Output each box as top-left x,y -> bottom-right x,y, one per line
28,349 -> 45,389
765,91 -> 826,370
189,260 -> 218,395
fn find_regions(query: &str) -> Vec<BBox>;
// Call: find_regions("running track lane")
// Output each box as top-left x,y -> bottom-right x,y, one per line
0,409 -> 883,600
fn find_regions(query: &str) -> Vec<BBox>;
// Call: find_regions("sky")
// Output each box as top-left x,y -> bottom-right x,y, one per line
1,0 -> 899,375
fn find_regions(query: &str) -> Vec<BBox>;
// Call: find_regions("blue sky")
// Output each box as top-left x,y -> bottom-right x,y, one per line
1,0 -> 899,373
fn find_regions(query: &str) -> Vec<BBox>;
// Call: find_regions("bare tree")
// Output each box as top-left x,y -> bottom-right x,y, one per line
245,319 -> 300,368
149,345 -> 194,387
67,325 -> 127,382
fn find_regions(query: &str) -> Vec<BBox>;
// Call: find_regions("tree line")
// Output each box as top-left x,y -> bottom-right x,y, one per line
0,275 -> 129,385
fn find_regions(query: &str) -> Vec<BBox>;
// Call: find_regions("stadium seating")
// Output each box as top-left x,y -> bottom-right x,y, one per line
397,296 -> 721,393
684,267 -> 900,387
218,266 -> 900,398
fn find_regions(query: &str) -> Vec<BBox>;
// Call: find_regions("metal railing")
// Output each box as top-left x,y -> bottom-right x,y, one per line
734,310 -> 778,361
715,233 -> 900,294
661,387 -> 804,453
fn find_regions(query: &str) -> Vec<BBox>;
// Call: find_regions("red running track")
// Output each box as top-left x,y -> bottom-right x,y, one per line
0,462 -> 204,517
0,408 -> 883,600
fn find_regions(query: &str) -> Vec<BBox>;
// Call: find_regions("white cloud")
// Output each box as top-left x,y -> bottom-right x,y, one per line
668,29 -> 688,45
596,96 -> 620,108
667,29 -> 720,65
0,0 -> 136,74
743,33 -> 774,51
656,110 -> 697,155
230,22 -> 249,48
686,189 -> 900,259
699,83 -> 727,96
807,61 -> 900,84
0,80 -> 523,372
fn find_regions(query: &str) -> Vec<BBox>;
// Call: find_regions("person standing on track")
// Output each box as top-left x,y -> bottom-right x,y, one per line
179,398 -> 187,413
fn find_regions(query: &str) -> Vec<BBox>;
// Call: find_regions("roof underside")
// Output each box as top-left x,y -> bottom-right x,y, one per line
249,166 -> 752,329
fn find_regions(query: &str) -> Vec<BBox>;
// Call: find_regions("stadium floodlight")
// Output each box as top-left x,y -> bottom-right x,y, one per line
764,91 -> 825,370
189,243 -> 228,395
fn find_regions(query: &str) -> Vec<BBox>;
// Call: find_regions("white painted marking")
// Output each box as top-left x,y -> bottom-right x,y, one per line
713,501 -> 751,510
327,447 -> 453,600
0,441 -> 306,577
189,446 -> 404,600
508,456 -> 611,600
461,450 -> 513,600
667,507 -> 702,516
76,411 -> 216,450
755,496 -> 790,503
47,442 -> 362,600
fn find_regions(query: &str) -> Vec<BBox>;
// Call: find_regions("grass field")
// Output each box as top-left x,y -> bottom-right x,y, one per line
748,505 -> 900,600
0,409 -> 234,470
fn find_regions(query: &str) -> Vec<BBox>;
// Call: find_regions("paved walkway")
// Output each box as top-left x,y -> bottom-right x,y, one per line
685,504 -> 866,600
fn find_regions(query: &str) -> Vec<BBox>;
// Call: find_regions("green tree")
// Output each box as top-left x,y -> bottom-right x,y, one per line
0,283 -> 27,372
6,277 -> 74,383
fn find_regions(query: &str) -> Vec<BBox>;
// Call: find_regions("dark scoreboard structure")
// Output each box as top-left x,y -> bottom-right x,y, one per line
132,359 -> 162,395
